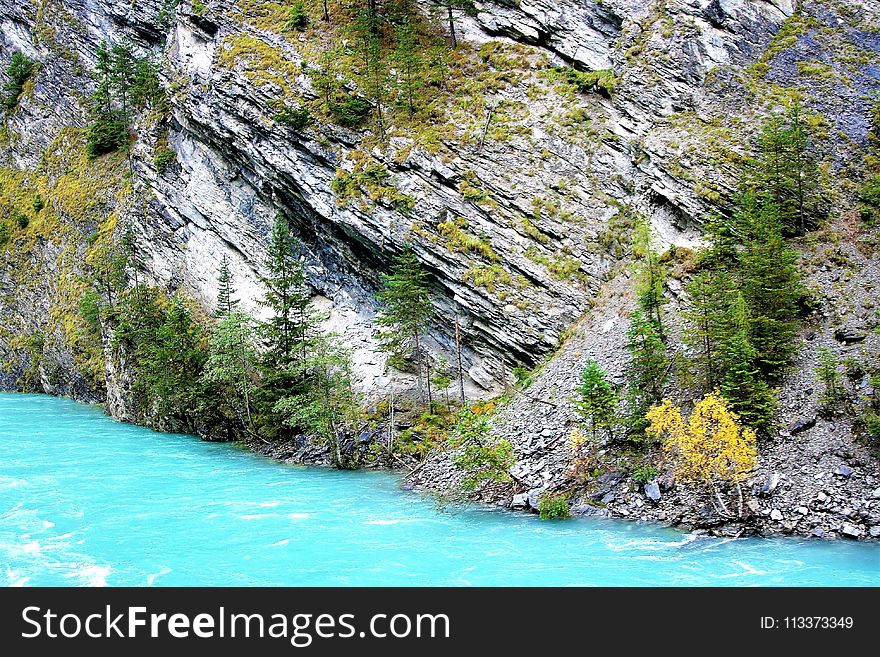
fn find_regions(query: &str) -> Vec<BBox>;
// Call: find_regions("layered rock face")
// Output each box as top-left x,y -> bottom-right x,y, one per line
1,0 -> 816,399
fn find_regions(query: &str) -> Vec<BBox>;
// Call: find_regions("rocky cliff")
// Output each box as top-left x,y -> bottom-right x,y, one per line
1,0 -> 879,537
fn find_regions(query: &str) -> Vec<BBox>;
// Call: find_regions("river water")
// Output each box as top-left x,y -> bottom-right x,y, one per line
1,394 -> 877,586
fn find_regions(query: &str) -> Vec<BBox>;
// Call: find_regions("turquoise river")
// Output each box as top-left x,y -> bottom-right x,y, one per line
1,394 -> 877,586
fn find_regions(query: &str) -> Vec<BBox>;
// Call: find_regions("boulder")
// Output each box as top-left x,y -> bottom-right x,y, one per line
644,480 -> 661,503
788,417 -> 816,435
511,492 -> 529,509
757,473 -> 783,496
570,504 -> 611,518
770,509 -> 784,521
840,523 -> 863,539
834,324 -> 868,344
869,526 -> 880,538
834,465 -> 854,478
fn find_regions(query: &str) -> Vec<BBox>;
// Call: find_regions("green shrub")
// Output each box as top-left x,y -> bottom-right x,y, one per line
32,194 -> 44,213
13,209 -> 29,229
451,411 -> 515,491
513,365 -> 532,389
861,411 -> 880,454
79,288 -> 102,330
0,222 -> 10,247
551,65 -> 620,98
86,113 -> 129,158
331,96 -> 371,127
538,492 -> 571,520
858,176 -> 880,225
632,464 -> 658,483
191,0 -> 206,15
287,1 -> 308,30
154,147 -> 177,172
3,52 -> 36,109
275,104 -> 310,130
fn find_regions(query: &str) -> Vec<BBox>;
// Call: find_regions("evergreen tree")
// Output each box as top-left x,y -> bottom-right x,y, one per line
110,43 -> 137,120
203,310 -> 258,433
215,255 -> 238,318
683,270 -> 731,392
574,359 -> 618,442
136,296 -> 208,429
752,103 -> 821,235
377,245 -> 432,398
355,10 -> 388,138
432,0 -> 475,48
288,1 -> 308,30
739,196 -> 801,377
257,214 -> 320,437
625,310 -> 668,403
259,213 -> 310,374
3,51 -> 36,109
717,293 -> 776,431
393,15 -> 422,118
816,347 -> 844,414
313,47 -> 339,110
274,334 -> 361,468
87,42 -> 129,158
633,219 -> 667,339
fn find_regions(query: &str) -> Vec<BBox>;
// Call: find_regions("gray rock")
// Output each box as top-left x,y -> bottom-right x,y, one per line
511,492 -> 529,509
657,472 -> 675,492
570,504 -> 611,518
840,523 -> 864,539
834,324 -> 868,344
770,509 -> 784,521
869,526 -> 880,538
601,491 -> 616,504
834,465 -> 854,478
871,487 -> 880,499
644,480 -> 661,503
796,506 -> 809,515
526,489 -> 544,511
811,527 -> 827,539
789,417 -> 816,435
758,473 -> 783,496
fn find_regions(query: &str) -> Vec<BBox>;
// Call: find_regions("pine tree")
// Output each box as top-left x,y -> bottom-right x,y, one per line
816,347 -> 844,414
215,255 -> 239,318
87,42 -> 129,158
110,43 -> 137,121
355,10 -> 388,138
274,334 -> 361,468
717,293 -> 776,431
752,103 -> 821,235
433,1 -> 475,48
377,245 -> 432,399
313,47 -> 339,110
626,310 -> 668,403
683,270 -> 732,392
574,359 -> 618,442
3,52 -> 36,109
136,296 -> 207,428
203,310 -> 259,434
393,15 -> 422,118
259,213 -> 309,375
739,197 -> 801,377
633,219 -> 667,339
